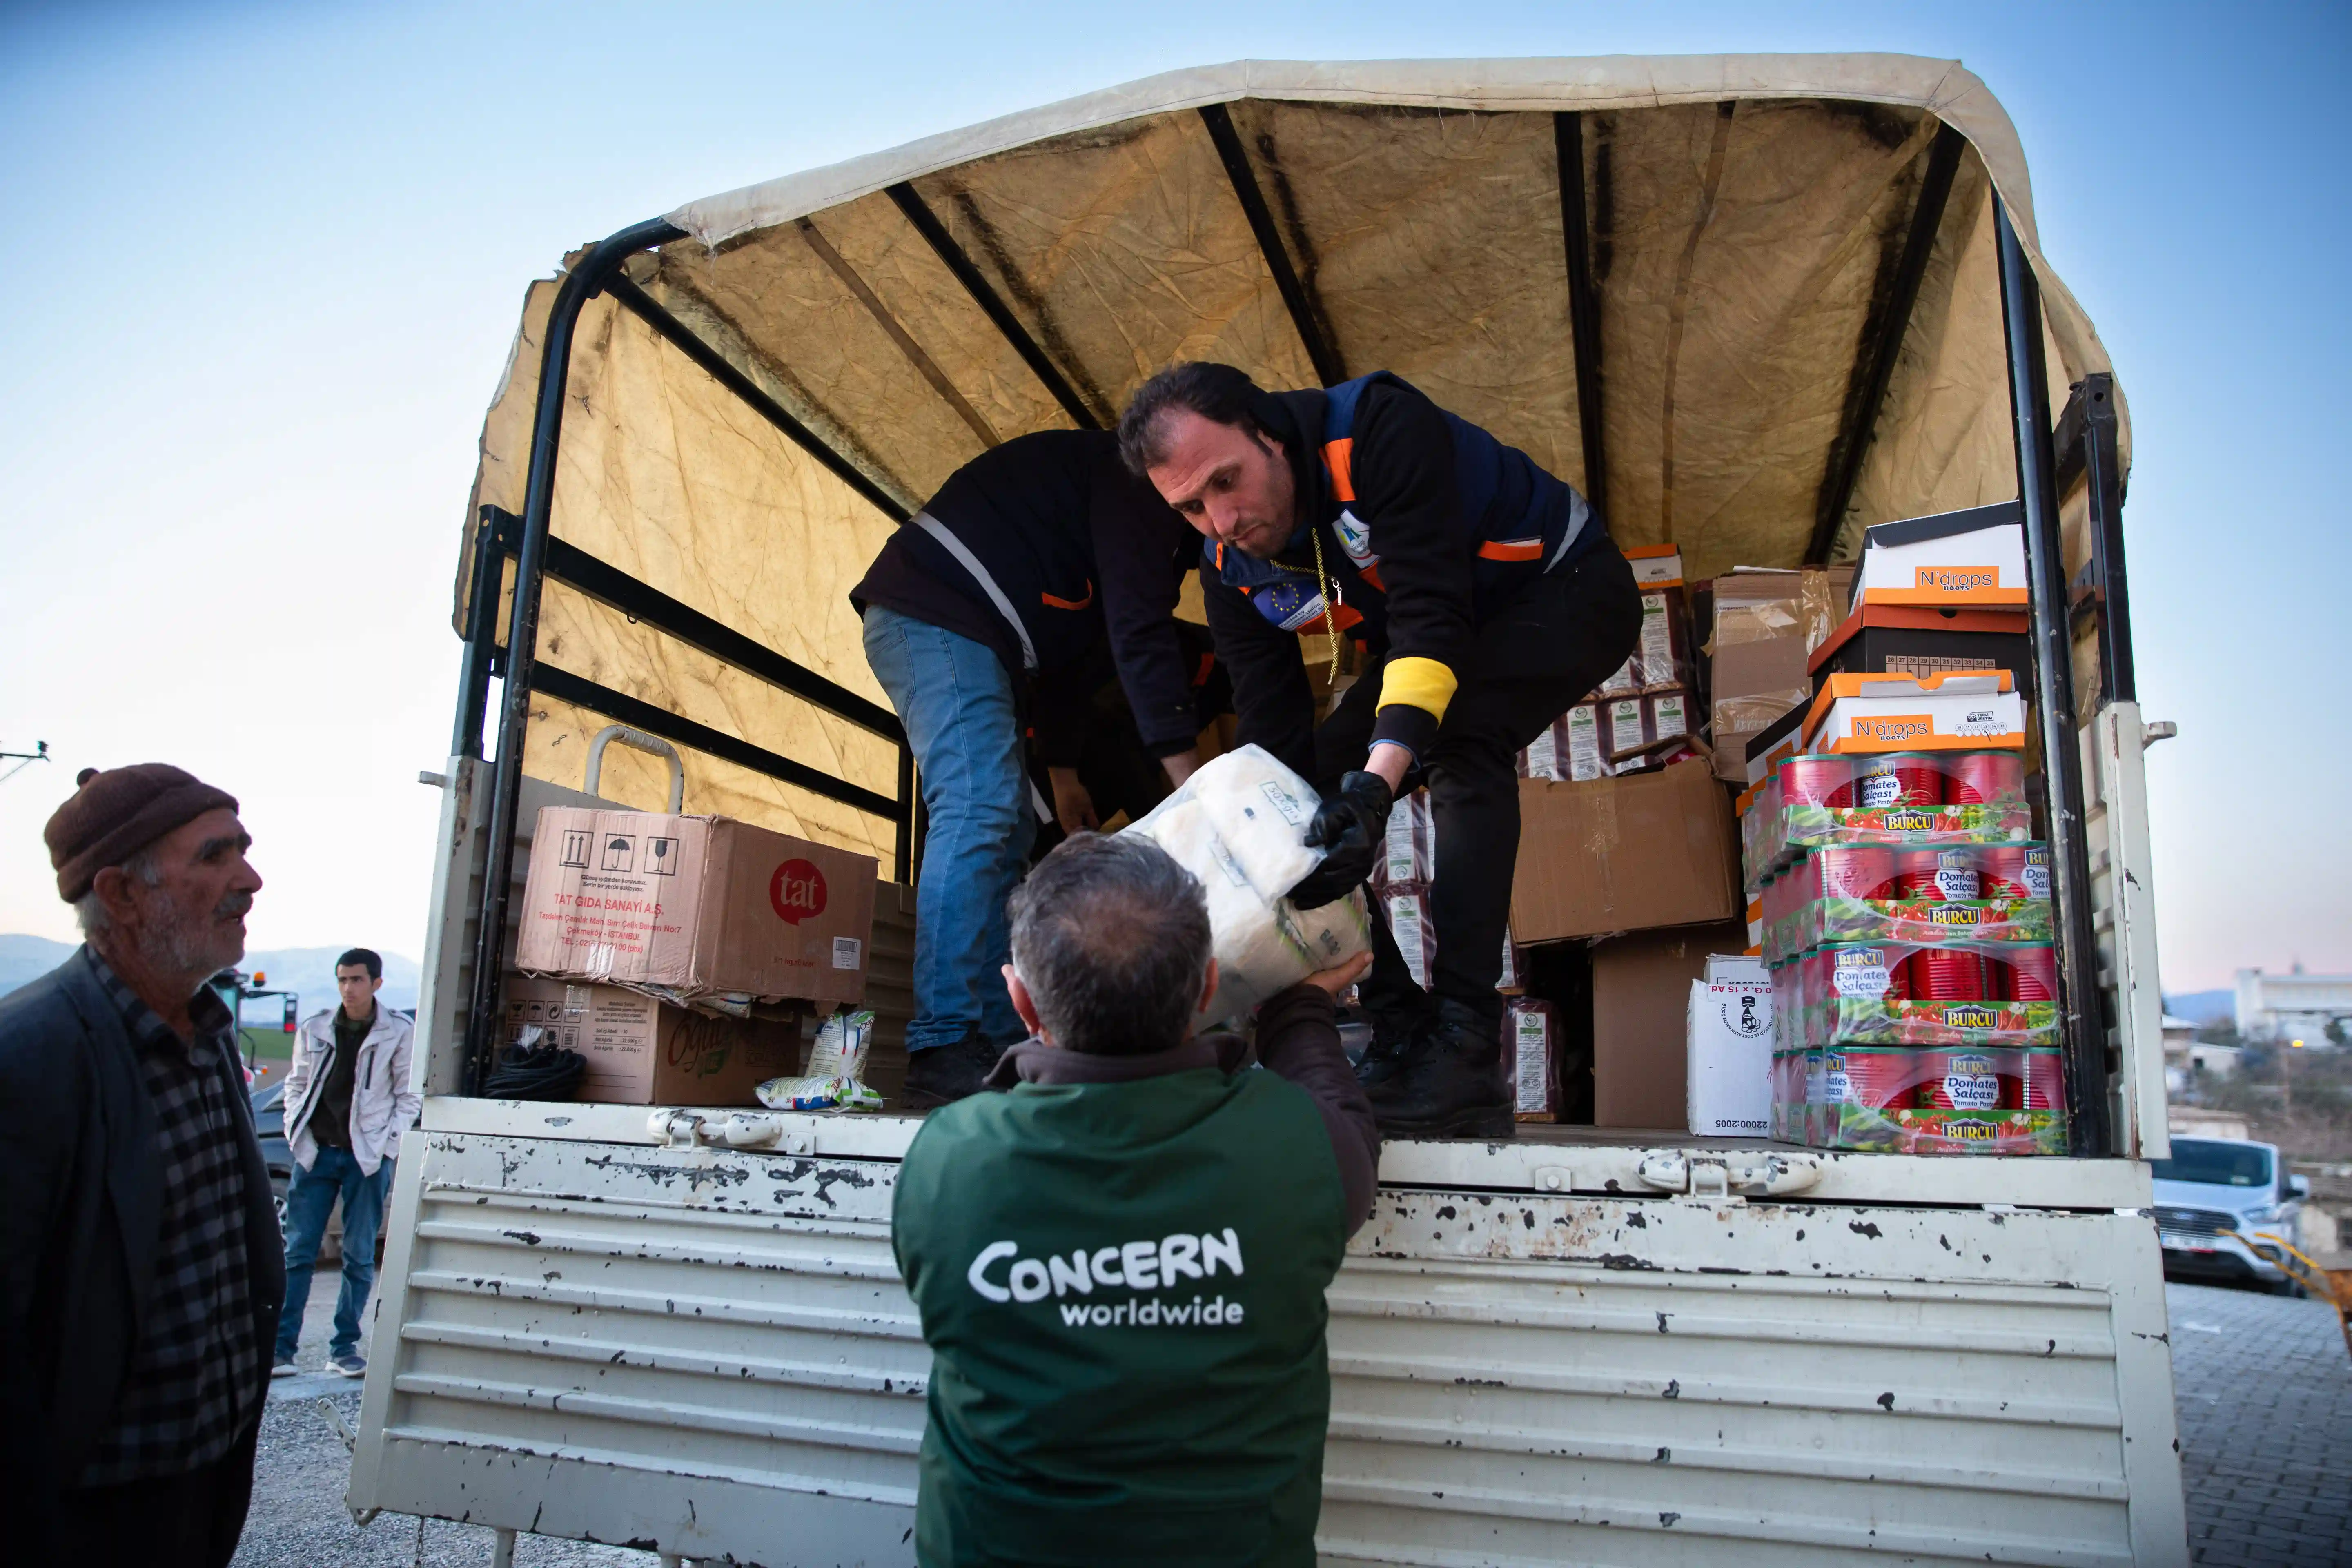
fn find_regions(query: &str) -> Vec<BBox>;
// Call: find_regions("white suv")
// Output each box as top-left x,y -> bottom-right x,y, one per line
2152,1136 -> 2310,1292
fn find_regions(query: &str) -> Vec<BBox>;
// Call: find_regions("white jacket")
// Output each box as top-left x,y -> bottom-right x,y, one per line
285,1004 -> 420,1177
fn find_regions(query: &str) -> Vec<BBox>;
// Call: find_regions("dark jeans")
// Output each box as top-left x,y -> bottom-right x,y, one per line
276,1145 -> 392,1361
1318,540 -> 1642,1025
57,1417 -> 258,1567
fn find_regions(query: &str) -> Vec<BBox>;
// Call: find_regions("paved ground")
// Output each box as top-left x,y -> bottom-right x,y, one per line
234,1272 -> 2348,1564
2168,1279 -> 2352,1565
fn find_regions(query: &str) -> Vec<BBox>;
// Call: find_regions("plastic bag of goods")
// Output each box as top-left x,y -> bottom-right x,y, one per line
1121,744 -> 1372,1027
757,1008 -> 884,1112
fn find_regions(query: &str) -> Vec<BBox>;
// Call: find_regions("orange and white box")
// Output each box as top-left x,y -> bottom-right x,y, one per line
1624,542 -> 1685,589
1803,671 -> 2027,753
1852,501 -> 2027,607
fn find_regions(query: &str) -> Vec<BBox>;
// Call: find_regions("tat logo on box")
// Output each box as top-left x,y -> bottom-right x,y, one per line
1913,565 -> 2000,593
769,859 -> 829,924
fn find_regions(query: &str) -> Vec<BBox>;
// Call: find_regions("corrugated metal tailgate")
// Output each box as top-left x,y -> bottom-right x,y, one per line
351,1133 -> 926,1562
1320,1192 -> 2182,1568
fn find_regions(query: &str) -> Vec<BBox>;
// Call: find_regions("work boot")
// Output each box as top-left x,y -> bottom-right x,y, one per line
1352,995 -> 1435,1095
1365,997 -> 1513,1140
901,1028 -> 1007,1110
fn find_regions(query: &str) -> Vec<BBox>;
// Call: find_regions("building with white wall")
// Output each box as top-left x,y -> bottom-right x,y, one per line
2235,967 -> 2352,1044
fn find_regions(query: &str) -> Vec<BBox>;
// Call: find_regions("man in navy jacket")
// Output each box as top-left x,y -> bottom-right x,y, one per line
852,430 -> 1202,1105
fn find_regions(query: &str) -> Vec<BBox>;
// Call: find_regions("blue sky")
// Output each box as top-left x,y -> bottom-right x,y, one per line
1,1 -> 2345,991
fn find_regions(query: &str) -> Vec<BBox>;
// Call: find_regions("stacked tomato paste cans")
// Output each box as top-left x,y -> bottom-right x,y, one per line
1750,748 -> 2064,1155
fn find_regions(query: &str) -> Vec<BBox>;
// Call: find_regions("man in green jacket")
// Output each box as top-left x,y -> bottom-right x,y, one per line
893,833 -> 1378,1567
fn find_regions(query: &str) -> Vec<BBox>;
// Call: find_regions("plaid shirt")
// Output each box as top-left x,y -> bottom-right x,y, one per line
77,952 -> 267,1485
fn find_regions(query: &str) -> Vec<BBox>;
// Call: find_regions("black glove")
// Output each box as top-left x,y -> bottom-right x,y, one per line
1287,770 -> 1394,909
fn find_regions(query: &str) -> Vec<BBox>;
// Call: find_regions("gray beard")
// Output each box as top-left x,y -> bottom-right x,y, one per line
136,884 -> 248,982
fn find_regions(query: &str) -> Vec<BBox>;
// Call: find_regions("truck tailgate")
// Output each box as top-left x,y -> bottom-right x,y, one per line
352,1117 -> 2184,1566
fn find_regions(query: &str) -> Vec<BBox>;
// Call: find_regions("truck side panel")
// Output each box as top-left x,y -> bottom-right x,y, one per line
350,1130 -> 2186,1565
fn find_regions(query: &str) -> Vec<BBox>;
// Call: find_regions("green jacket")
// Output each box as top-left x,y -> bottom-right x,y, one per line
893,1016 -> 1363,1568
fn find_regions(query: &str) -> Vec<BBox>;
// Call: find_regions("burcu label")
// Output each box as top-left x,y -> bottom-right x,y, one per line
1833,949 -> 1892,997
1941,1054 -> 1999,1109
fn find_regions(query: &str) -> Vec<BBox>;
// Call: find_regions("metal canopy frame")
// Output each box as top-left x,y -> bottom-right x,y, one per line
1808,122 -> 1967,564
1553,112 -> 1608,521
1995,198 -> 2115,1159
885,181 -> 1102,429
454,116 -> 2142,1163
1199,104 -> 1347,388
455,218 -> 921,1091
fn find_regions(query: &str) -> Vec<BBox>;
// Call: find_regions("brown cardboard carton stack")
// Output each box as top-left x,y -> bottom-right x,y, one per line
502,976 -> 800,1107
1704,565 -> 1855,782
516,806 -> 877,1007
506,806 -> 880,1107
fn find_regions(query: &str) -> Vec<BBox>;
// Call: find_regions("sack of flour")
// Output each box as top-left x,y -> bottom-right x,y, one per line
1122,745 -> 1372,1026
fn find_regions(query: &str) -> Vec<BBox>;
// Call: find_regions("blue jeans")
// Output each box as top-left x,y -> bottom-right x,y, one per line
276,1145 -> 392,1361
863,605 -> 1036,1050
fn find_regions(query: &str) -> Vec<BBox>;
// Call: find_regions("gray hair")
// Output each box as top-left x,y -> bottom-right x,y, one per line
73,848 -> 160,938
1007,833 -> 1212,1055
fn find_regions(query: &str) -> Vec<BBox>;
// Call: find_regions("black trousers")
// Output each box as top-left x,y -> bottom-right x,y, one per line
1316,540 -> 1642,1025
56,1417 -> 260,1568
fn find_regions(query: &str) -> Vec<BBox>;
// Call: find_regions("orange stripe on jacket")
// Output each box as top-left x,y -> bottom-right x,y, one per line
1040,581 -> 1094,611
1476,538 -> 1545,563
1321,439 -> 1356,503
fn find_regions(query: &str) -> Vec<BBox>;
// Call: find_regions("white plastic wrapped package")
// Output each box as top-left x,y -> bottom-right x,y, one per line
1122,745 -> 1372,1027
757,1008 -> 883,1112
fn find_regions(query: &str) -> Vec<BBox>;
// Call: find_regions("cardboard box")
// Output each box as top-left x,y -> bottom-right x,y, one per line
1688,970 -> 1775,1138
1802,672 -> 2028,753
1512,760 -> 1740,943
516,807 -> 877,1004
1707,566 -> 1855,780
1852,501 -> 2027,607
1591,922 -> 1748,1127
502,976 -> 802,1106
1809,602 -> 2032,690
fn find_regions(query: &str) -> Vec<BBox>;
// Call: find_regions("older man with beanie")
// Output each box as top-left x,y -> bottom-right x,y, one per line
0,764 -> 282,1566
892,832 -> 1378,1568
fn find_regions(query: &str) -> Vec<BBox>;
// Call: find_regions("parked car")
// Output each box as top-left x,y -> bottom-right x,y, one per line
2152,1136 -> 2308,1291
249,1078 -> 339,1263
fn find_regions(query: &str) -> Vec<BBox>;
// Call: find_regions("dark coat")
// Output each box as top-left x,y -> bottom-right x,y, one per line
0,947 -> 284,1547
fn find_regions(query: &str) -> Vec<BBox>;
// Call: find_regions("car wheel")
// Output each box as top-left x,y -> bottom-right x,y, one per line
271,1177 -> 288,1232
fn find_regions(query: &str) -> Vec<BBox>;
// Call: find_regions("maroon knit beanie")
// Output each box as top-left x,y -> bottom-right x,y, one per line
45,764 -> 240,903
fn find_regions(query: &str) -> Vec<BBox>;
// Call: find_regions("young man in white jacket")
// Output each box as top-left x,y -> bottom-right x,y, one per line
270,949 -> 418,1378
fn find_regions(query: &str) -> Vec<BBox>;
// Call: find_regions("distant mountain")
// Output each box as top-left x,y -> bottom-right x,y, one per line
2165,989 -> 2236,1027
0,934 -> 418,1014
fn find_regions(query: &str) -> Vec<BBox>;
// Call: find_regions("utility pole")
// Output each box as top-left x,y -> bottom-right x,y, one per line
0,740 -> 51,785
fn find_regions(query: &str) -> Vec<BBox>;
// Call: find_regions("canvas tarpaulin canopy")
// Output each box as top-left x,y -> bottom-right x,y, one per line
455,53 -> 2125,862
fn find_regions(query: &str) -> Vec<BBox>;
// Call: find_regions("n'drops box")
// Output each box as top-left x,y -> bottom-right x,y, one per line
516,807 -> 876,1005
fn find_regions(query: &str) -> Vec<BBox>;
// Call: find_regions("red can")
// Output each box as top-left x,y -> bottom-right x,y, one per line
1855,753 -> 1944,810
1781,755 -> 1856,809
1894,848 -> 1981,902
2000,943 -> 2058,1001
1982,844 -> 2052,901
1823,946 -> 1911,1006
1816,845 -> 1896,900
1829,1049 -> 1917,1112
1949,751 -> 2026,806
2016,1051 -> 2067,1111
1918,1049 -> 2018,1110
1908,945 -> 1992,1000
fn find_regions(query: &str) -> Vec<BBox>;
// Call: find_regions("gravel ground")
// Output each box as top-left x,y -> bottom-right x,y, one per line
230,1269 -> 645,1567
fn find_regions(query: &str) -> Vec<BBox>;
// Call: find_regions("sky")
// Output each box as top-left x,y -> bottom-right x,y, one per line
1,0 -> 2345,994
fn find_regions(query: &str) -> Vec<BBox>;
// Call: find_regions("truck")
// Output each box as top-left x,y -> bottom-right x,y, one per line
352,53 -> 2191,1565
